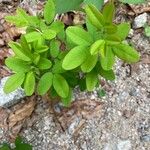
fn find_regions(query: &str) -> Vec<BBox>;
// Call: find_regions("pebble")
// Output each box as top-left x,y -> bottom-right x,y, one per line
133,13 -> 148,29
0,77 -> 25,107
141,135 -> 150,142
117,140 -> 131,150
0,39 -> 4,47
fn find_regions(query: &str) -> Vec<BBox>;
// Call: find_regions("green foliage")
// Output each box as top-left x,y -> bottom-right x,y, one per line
84,0 -> 104,9
0,137 -> 32,150
55,0 -> 104,14
120,0 -> 146,4
44,0 -> 55,24
55,0 -> 83,14
4,1 -> 140,107
97,89 -> 106,97
144,25 -> 150,37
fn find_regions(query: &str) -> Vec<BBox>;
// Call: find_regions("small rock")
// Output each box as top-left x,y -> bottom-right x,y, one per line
133,13 -> 148,29
128,29 -> 134,38
0,77 -> 25,107
68,117 -> 80,135
129,87 -> 139,96
147,93 -> 150,98
117,140 -> 131,150
0,39 -> 4,47
141,135 -> 150,142
104,143 -> 117,150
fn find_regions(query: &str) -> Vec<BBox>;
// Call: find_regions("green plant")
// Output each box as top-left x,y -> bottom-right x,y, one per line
4,0 -> 140,107
0,137 -> 32,150
55,0 -> 104,14
144,25 -> 150,37
119,0 -> 146,4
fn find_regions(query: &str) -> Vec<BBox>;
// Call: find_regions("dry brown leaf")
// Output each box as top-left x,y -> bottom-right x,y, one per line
8,96 -> 36,128
141,54 -> 150,64
0,107 -> 9,129
0,96 -> 36,141
55,100 -> 103,133
128,3 -> 150,15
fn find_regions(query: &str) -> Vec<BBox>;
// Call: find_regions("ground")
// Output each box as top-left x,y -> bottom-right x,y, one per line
0,0 -> 150,150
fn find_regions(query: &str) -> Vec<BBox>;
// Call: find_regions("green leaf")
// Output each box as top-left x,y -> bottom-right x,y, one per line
42,29 -> 56,40
66,26 -> 93,46
61,88 -> 72,107
144,25 -> 150,37
113,44 -> 140,63
44,0 -> 55,24
116,23 -> 131,40
52,60 -> 65,73
100,46 -> 115,70
53,74 -> 69,98
97,89 -> 106,97
15,137 -> 32,150
5,57 -> 31,73
16,143 -> 32,150
35,45 -> 49,53
99,65 -> 115,80
37,58 -> 52,70
90,39 -> 105,55
120,0 -> 146,4
85,4 -> 104,30
86,71 -> 98,91
5,8 -> 29,27
33,53 -> 40,65
86,18 -> 97,40
102,2 -> 115,24
105,35 -> 121,46
81,51 -> 98,72
104,24 -> 117,34
20,36 -> 32,59
84,0 -> 104,9
62,46 -> 87,70
37,72 -> 53,95
0,144 -> 10,150
55,0 -> 83,14
50,40 -> 60,58
49,21 -> 64,34
8,42 -> 31,61
4,73 -> 25,94
50,87 -> 59,98
25,32 -> 42,43
15,136 -> 22,146
24,71 -> 35,96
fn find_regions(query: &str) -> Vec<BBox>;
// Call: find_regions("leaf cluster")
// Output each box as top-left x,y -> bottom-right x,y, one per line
4,0 -> 140,107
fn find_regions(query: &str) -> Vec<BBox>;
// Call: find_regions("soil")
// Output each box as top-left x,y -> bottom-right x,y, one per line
0,0 -> 149,150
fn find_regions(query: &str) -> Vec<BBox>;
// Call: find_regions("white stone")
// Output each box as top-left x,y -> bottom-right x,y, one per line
117,140 -> 131,150
0,77 -> 25,107
133,13 -> 148,29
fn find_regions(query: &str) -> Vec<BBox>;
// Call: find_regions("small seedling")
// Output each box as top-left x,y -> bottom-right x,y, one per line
97,89 -> 106,98
0,137 -> 32,150
4,0 -> 140,107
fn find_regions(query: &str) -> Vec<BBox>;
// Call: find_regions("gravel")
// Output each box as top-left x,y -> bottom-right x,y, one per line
0,1 -> 150,150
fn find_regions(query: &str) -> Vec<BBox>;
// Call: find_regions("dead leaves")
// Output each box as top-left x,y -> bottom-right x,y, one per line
52,99 -> 103,136
0,12 -> 25,78
127,3 -> 150,16
0,96 -> 36,142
